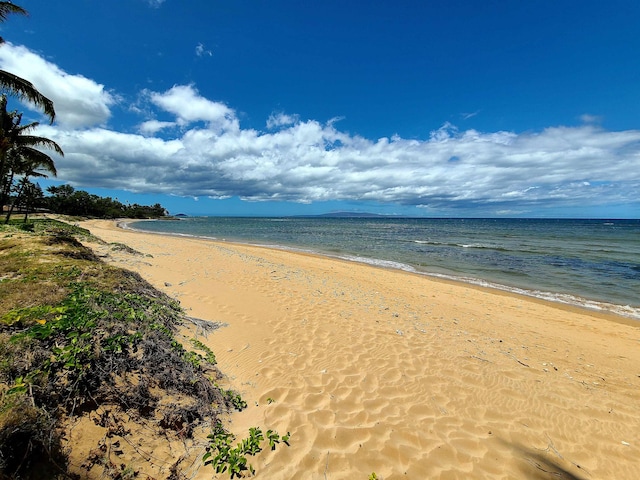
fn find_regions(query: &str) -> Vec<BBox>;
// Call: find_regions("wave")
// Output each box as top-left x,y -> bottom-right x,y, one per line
413,239 -> 513,252
336,254 -> 640,320
123,220 -> 640,320
441,276 -> 640,320
337,254 -> 419,273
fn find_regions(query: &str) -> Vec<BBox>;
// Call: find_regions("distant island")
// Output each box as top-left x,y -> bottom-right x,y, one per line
297,211 -> 394,218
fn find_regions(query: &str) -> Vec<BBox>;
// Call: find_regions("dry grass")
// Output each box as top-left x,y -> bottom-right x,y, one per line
0,219 -> 233,479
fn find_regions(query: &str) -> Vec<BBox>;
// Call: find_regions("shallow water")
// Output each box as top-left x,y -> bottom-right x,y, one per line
130,217 -> 640,319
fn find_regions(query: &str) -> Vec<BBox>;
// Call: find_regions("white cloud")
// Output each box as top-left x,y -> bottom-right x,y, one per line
0,43 -> 116,128
579,113 -> 602,124
326,116 -> 345,127
461,111 -> 479,120
195,43 -> 213,57
138,119 -> 176,135
266,112 -> 299,129
10,42 -> 635,213
45,88 -> 640,212
37,125 -> 183,191
146,84 -> 238,133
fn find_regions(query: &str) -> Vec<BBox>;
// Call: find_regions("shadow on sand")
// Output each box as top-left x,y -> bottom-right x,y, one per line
510,442 -> 587,480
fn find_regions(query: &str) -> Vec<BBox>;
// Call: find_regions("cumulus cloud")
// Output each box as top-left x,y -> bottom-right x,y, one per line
14,46 -> 637,213
45,89 -> 640,212
145,84 -> 238,133
138,119 -> 177,135
0,43 -> 117,128
37,125 -> 183,191
266,112 -> 299,129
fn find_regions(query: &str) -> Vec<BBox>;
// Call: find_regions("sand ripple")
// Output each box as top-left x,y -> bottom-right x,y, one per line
81,220 -> 640,479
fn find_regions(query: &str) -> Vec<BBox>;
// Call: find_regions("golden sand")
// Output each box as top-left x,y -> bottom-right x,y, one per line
78,219 -> 640,479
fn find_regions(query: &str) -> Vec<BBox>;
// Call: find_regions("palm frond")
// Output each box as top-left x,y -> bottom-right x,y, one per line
11,146 -> 57,176
14,121 -> 39,134
0,2 -> 28,22
15,135 -> 64,156
0,2 -> 28,43
0,70 -> 55,123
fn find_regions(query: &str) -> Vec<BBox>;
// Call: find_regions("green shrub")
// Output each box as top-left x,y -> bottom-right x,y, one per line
203,422 -> 291,478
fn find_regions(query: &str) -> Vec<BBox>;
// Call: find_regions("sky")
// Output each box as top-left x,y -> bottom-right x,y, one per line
0,0 -> 639,217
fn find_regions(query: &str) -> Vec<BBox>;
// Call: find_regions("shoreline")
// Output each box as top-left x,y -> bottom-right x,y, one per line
122,218 -> 640,323
80,218 -> 640,479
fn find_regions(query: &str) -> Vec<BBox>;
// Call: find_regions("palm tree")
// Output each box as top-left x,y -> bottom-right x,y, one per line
0,96 -> 63,221
2,140 -> 61,222
16,178 -> 43,222
4,162 -> 52,223
0,2 -> 55,123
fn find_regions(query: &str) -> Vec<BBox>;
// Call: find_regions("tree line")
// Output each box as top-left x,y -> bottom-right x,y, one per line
44,184 -> 167,219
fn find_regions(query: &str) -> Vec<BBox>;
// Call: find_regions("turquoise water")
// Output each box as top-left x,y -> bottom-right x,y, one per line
129,217 -> 640,319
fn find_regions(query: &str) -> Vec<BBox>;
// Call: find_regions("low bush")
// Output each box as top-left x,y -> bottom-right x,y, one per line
0,220 -> 237,478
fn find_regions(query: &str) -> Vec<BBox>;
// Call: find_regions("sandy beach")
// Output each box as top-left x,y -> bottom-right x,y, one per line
78,219 -> 640,479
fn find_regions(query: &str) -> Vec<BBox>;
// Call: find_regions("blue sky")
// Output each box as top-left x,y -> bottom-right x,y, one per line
1,0 -> 639,217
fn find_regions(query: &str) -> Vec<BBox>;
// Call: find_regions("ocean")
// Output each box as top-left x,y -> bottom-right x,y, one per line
128,217 -> 640,320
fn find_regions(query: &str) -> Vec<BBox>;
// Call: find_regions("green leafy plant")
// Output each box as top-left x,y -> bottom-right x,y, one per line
190,338 -> 217,365
266,429 -> 287,450
242,427 -> 264,455
203,422 -> 291,478
6,376 -> 28,395
224,389 -> 248,411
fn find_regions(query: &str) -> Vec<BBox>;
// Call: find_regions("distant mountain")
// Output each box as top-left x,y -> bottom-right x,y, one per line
305,211 -> 392,218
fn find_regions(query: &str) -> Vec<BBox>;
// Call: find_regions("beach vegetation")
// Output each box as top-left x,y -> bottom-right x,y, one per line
3,182 -> 168,222
267,428 -> 290,450
0,96 -> 64,223
224,388 -> 248,411
0,219 -> 240,478
44,183 -> 167,218
203,422 -> 291,478
190,337 -> 218,365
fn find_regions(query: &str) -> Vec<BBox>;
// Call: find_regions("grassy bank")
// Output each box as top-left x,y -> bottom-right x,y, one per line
0,219 -> 235,479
